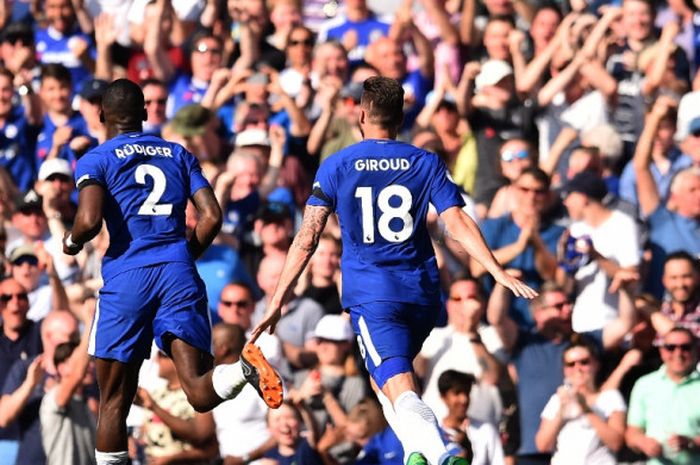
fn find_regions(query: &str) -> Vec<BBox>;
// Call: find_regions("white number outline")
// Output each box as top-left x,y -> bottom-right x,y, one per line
135,164 -> 173,216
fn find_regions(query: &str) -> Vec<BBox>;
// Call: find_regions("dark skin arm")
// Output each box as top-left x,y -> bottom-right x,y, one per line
63,184 -> 105,254
188,187 -> 223,259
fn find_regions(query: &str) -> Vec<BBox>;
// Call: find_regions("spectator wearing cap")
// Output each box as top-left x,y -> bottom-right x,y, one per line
626,328 -> 700,464
9,186 -> 79,284
141,79 -> 168,137
559,171 -> 641,333
620,97 -> 691,212
580,125 -> 625,196
36,157 -> 76,228
36,64 -> 90,166
164,103 -> 223,179
253,253 -> 324,380
240,201 -> 294,279
0,277 -> 42,465
0,67 -> 40,193
34,0 -> 95,94
317,0 -> 389,65
633,96 -> 700,298
8,244 -> 69,321
460,59 -> 541,216
290,314 -> 366,433
676,90 -> 700,168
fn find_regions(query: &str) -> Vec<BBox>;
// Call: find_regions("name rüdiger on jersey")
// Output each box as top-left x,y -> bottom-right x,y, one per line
114,144 -> 174,159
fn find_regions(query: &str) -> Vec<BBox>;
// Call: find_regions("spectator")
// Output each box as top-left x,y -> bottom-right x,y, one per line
263,400 -> 325,465
438,369 -> 505,465
210,322 -> 276,464
487,278 -> 636,465
39,304 -> 95,465
486,138 -> 536,218
416,276 -> 506,426
0,277 -> 42,465
317,0 -> 390,64
240,201 -> 294,279
478,168 -> 564,329
633,96 -> 700,297
559,171 -> 641,333
625,327 -> 700,464
535,337 -> 626,464
299,233 -> 342,315
141,79 -> 168,136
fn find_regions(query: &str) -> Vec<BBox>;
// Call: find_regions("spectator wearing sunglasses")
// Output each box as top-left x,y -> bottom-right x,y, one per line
536,337 -> 626,465
478,168 -> 564,329
626,327 -> 700,464
0,278 -> 41,465
141,79 -> 168,136
488,138 -> 536,218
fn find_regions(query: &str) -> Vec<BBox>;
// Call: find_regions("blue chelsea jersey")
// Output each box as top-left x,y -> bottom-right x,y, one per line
307,139 -> 464,307
74,133 -> 211,281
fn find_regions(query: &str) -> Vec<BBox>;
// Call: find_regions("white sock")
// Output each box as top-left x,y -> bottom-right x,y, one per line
95,450 -> 129,465
376,389 -> 403,436
393,391 -> 449,465
211,362 -> 246,400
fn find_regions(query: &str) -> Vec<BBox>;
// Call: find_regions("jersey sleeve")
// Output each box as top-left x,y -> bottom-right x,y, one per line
429,155 -> 465,214
74,152 -> 106,190
183,148 -> 211,196
306,158 -> 337,209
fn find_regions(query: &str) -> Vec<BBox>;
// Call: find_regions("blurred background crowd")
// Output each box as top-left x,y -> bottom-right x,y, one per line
0,0 -> 699,463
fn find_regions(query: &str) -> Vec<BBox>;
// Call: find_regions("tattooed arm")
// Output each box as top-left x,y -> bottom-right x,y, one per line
251,205 -> 332,341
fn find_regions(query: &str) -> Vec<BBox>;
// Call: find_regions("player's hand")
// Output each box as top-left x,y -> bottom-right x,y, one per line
250,307 -> 282,343
494,269 -> 538,299
62,231 -> 83,255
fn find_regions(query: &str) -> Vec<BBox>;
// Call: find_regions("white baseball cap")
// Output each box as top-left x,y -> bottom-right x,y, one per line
38,158 -> 72,181
314,315 -> 354,342
475,60 -> 514,92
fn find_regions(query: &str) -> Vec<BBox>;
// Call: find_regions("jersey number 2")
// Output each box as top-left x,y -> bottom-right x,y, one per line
355,185 -> 413,243
135,164 -> 173,216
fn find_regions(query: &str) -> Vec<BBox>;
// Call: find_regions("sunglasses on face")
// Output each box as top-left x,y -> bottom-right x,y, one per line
564,357 -> 591,368
289,38 -> 313,47
194,43 -> 222,55
0,292 -> 29,303
12,256 -> 38,267
662,343 -> 693,353
501,149 -> 529,162
220,299 -> 252,308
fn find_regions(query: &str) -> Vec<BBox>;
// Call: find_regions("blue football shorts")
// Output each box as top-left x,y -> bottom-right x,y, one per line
348,301 -> 440,388
88,261 -> 212,362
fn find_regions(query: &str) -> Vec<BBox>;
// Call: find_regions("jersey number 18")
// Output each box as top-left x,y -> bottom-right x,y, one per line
355,185 -> 413,243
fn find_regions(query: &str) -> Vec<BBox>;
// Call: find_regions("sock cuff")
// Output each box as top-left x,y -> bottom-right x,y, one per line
95,450 -> 129,465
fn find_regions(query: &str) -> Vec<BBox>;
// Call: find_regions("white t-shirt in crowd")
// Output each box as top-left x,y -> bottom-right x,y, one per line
541,389 -> 627,465
213,386 -> 271,462
420,324 -> 506,424
570,210 -> 640,333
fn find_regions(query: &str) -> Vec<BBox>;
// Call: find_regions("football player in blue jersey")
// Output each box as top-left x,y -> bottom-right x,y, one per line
253,76 -> 537,465
62,79 -> 282,465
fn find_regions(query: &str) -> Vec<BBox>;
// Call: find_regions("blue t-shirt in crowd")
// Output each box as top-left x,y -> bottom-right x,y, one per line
513,329 -> 603,456
35,26 -> 95,93
619,150 -> 691,209
402,70 -> 434,131
307,139 -> 464,308
36,112 -> 90,167
0,106 -> 38,192
74,132 -> 210,281
264,438 -> 325,465
481,215 -> 565,329
167,73 -> 209,118
320,15 -> 389,64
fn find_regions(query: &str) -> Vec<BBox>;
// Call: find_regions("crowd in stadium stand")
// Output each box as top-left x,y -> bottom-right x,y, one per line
0,0 -> 699,463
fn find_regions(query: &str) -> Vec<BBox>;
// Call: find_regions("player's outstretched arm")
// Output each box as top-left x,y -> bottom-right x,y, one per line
251,205 -> 332,342
440,206 -> 538,299
63,184 -> 105,255
189,187 -> 223,259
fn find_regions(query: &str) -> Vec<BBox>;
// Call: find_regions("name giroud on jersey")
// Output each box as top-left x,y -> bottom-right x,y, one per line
354,158 -> 410,171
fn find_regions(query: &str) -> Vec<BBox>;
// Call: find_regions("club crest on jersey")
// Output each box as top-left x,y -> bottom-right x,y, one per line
354,158 -> 410,171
